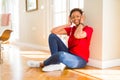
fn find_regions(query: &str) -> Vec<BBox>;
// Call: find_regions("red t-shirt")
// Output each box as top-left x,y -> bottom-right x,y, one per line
64,26 -> 93,62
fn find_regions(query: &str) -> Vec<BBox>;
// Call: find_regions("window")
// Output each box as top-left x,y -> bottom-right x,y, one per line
53,0 -> 67,26
53,0 -> 84,27
70,0 -> 84,10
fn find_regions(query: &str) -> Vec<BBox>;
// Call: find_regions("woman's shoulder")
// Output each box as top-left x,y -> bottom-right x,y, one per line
84,25 -> 93,31
85,25 -> 93,29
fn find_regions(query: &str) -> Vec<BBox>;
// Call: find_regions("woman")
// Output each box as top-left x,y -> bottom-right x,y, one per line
27,8 -> 93,72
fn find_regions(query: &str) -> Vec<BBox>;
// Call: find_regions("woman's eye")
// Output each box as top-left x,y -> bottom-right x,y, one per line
71,15 -> 81,19
71,16 -> 75,19
77,16 -> 80,18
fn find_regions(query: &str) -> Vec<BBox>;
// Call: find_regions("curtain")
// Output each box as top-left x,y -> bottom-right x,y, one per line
0,1 -> 2,14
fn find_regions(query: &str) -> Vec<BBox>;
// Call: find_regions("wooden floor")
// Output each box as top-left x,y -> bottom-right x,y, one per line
0,44 -> 120,80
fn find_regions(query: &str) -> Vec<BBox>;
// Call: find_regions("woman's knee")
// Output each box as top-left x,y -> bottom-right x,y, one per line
70,60 -> 87,68
49,33 -> 57,39
58,51 -> 67,57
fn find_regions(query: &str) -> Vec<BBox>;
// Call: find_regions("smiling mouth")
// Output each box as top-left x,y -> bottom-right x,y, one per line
74,21 -> 80,26
75,19 -> 80,23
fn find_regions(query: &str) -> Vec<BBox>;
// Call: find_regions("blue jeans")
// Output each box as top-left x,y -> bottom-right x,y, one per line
44,33 -> 87,68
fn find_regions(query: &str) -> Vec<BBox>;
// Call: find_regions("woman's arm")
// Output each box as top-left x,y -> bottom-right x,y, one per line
74,15 -> 87,39
51,17 -> 71,35
51,24 -> 70,35
74,23 -> 87,39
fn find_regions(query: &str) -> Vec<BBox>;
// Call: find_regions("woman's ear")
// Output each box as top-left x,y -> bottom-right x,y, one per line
82,13 -> 85,18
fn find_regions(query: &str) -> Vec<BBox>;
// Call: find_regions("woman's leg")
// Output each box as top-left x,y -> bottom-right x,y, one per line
48,33 -> 68,55
59,51 -> 87,68
44,53 -> 61,66
44,51 -> 87,68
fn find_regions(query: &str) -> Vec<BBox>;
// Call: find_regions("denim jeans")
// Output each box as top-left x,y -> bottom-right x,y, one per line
44,33 -> 87,68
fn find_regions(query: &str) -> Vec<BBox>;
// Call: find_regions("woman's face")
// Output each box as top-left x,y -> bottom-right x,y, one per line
70,11 -> 82,26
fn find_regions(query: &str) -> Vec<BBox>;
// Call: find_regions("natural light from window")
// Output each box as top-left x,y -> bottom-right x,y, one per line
53,0 -> 84,27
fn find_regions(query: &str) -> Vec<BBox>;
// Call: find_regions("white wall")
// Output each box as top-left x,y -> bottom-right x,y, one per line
102,0 -> 120,68
19,0 -> 50,50
84,0 -> 120,68
84,0 -> 103,61
103,0 -> 120,60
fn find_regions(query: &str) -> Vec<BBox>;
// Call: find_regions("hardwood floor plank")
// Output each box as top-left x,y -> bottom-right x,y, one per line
1,44 -> 120,80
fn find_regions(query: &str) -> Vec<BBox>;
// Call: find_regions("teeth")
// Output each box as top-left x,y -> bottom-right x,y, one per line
75,20 -> 79,22
75,21 -> 78,22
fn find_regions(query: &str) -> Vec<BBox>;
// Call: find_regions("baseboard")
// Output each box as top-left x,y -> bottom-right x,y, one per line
87,58 -> 102,68
87,58 -> 120,69
102,59 -> 120,68
15,41 -> 49,51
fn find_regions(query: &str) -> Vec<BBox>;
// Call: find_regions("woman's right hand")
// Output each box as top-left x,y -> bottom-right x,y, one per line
67,17 -> 72,26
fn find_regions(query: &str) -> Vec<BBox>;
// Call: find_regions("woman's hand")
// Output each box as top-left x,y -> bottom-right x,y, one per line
67,17 -> 72,26
80,14 -> 85,24
74,14 -> 87,39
